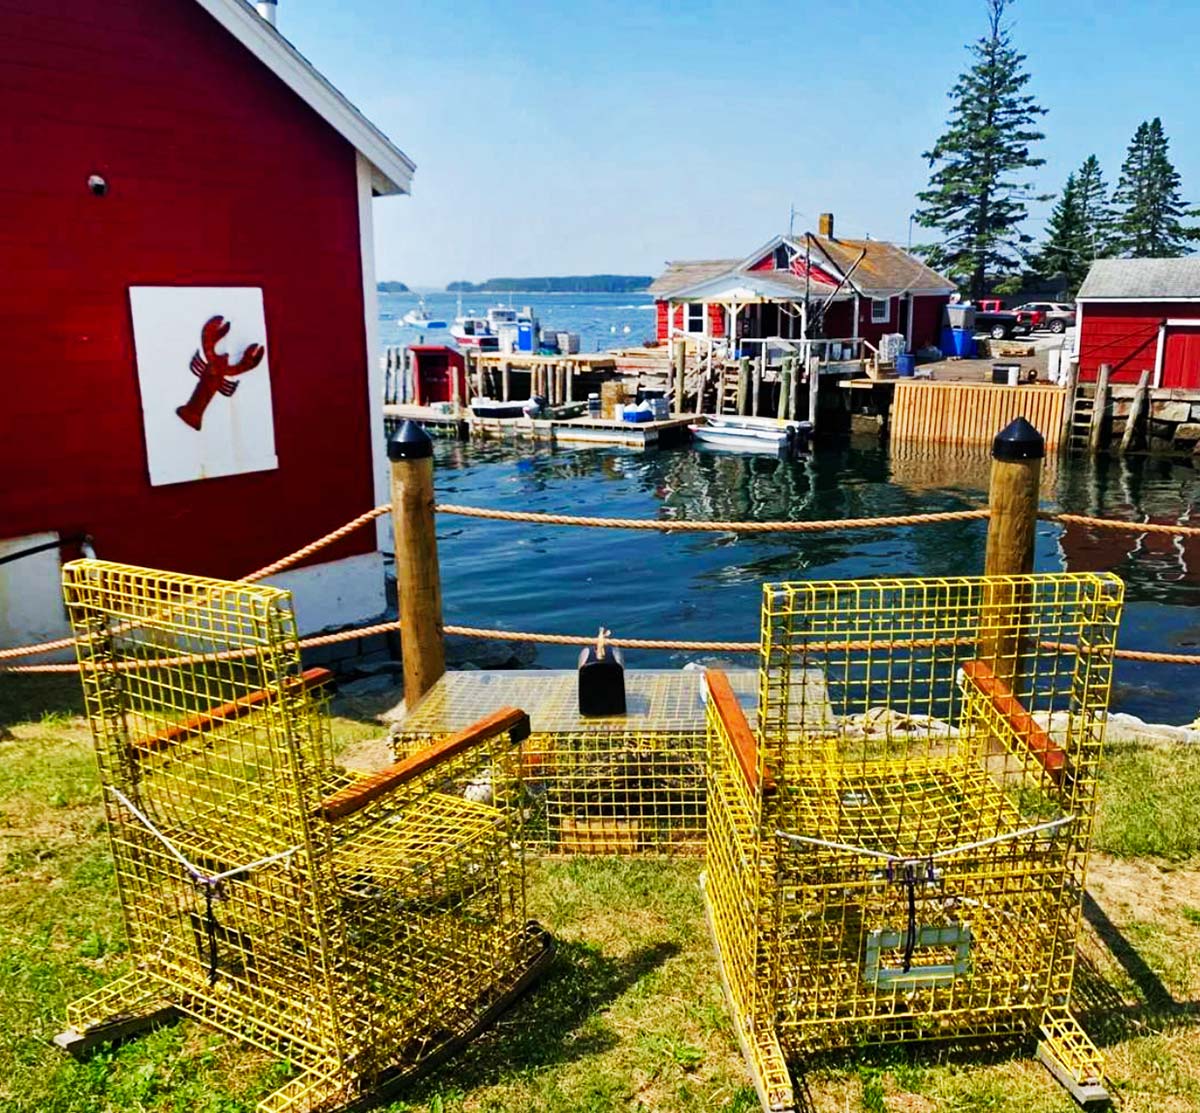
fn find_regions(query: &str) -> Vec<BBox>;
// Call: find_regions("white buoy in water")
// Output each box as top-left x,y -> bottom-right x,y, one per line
622,325 -> 631,333
610,325 -> 617,333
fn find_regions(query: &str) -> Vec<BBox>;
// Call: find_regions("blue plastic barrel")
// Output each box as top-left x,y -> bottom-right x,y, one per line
896,353 -> 916,377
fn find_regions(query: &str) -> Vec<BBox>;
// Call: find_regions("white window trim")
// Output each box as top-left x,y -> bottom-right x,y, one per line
870,297 -> 891,324
685,302 -> 708,336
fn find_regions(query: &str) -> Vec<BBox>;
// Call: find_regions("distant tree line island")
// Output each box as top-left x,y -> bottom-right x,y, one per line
445,275 -> 652,293
376,281 -> 410,293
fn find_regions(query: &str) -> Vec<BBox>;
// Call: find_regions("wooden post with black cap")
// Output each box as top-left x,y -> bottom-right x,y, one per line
982,416 -> 1044,683
389,419 -> 445,704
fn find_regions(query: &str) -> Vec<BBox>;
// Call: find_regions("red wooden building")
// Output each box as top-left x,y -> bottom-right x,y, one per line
1076,258 -> 1200,388
649,213 -> 955,355
0,0 -> 413,650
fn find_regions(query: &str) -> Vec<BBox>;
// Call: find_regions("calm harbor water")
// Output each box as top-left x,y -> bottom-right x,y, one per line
426,438 -> 1200,725
378,290 -> 657,353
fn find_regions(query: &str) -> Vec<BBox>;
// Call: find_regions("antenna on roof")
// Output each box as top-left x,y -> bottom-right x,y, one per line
789,205 -> 796,238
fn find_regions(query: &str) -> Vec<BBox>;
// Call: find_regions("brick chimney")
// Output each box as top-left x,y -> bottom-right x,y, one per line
818,212 -> 835,239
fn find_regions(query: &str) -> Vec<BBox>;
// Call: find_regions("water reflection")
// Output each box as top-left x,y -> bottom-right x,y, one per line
428,438 -> 1200,722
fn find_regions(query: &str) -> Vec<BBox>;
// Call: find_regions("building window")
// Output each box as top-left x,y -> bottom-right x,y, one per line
686,303 -> 706,334
773,244 -> 790,270
871,297 -> 891,323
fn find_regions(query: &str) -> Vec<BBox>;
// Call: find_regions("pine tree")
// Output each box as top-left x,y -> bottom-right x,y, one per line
914,0 -> 1048,298
1037,155 -> 1111,291
1110,118 -> 1199,257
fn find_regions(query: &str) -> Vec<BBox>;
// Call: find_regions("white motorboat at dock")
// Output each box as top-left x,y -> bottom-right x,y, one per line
689,414 -> 812,455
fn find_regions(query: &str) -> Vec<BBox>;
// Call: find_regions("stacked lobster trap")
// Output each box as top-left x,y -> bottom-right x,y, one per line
56,561 -> 550,1113
393,668 -> 757,856
703,572 -> 1124,1113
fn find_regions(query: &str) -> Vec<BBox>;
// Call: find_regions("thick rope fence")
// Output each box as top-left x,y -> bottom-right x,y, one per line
4,500 -> 1200,674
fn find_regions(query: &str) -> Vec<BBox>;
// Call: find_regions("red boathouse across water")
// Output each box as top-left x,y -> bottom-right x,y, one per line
1076,258 -> 1200,389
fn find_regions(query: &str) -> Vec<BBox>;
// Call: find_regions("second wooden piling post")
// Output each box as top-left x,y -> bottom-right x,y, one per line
672,337 -> 687,415
982,416 -> 1044,681
1089,362 -> 1111,455
389,419 -> 445,704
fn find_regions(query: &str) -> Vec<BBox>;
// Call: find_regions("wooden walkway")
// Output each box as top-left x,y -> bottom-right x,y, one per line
890,381 -> 1066,450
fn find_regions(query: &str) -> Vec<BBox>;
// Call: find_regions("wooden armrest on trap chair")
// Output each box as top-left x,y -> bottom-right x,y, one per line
319,707 -> 532,821
131,667 -> 334,754
705,669 -> 774,793
958,660 -> 1067,783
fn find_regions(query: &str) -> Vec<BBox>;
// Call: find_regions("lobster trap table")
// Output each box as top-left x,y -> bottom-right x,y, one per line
395,669 -> 826,856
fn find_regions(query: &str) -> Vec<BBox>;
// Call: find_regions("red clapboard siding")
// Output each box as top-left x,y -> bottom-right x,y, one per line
1078,302 -> 1200,385
0,0 -> 375,579
1163,326 -> 1200,389
911,295 -> 948,350
655,300 -> 669,341
707,304 -> 725,338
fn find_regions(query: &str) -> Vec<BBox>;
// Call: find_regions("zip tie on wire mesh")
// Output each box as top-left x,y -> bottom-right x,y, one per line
108,785 -> 298,985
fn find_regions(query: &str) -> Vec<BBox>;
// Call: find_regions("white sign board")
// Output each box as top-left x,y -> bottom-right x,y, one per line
129,287 -> 276,486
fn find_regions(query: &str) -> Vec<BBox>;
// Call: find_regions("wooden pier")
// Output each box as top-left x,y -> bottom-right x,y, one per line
471,352 -> 618,405
387,402 -> 694,450
890,381 -> 1066,451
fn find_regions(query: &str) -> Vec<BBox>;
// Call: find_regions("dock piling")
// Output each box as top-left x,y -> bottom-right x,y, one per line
1089,363 -> 1111,455
388,420 -> 445,704
777,359 -> 791,421
983,417 -> 1044,680
737,358 -> 751,416
672,338 -> 686,416
1120,369 -> 1150,454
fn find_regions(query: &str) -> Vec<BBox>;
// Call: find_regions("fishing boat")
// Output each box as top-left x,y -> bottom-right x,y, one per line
451,304 -> 542,352
402,298 -> 447,329
470,397 -> 534,419
450,315 -> 499,349
689,415 -> 812,455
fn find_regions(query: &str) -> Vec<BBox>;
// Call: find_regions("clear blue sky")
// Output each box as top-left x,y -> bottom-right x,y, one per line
276,0 -> 1200,288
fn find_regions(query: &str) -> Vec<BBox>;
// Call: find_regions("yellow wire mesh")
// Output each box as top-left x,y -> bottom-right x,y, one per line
704,572 -> 1123,1100
393,669 -> 757,856
61,559 -> 538,1113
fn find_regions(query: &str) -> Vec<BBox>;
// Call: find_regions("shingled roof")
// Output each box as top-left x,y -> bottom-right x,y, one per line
800,236 -> 955,296
648,260 -> 741,297
1077,257 -> 1200,300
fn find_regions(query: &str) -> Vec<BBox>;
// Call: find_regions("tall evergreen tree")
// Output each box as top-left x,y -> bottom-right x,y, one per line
1037,155 -> 1111,291
914,0 -> 1048,298
1110,118 -> 1198,257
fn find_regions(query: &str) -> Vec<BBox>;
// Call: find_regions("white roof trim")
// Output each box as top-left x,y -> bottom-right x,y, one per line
668,270 -> 846,303
1077,296 -> 1200,303
193,0 -> 415,195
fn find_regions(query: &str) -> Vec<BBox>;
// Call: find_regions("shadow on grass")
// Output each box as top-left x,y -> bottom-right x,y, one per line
398,937 -> 679,1100
0,674 -> 84,731
1076,889 -> 1200,1042
784,888 -> 1200,1112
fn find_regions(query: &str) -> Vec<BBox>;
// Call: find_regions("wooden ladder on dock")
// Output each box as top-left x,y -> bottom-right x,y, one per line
1066,388 -> 1094,453
718,364 -> 740,415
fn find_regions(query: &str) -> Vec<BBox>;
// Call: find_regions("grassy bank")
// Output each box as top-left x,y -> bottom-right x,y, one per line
3,675 -> 1200,1112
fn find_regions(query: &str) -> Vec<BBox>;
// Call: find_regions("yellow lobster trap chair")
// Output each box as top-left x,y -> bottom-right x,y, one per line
55,560 -> 552,1113
702,572 -> 1123,1112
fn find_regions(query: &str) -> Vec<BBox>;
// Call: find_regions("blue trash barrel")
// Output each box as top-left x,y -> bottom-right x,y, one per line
896,353 -> 916,377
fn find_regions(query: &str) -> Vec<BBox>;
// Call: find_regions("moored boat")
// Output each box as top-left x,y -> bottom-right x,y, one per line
689,414 -> 812,455
402,297 -> 447,329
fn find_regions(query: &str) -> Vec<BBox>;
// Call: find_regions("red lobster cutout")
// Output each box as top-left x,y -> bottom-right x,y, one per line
176,316 -> 265,431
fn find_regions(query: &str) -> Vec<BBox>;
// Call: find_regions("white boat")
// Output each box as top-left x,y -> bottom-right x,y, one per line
402,298 -> 447,329
450,315 -> 499,350
689,415 -> 812,454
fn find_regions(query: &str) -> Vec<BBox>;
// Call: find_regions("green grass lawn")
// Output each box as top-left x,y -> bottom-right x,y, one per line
4,675 -> 1200,1112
